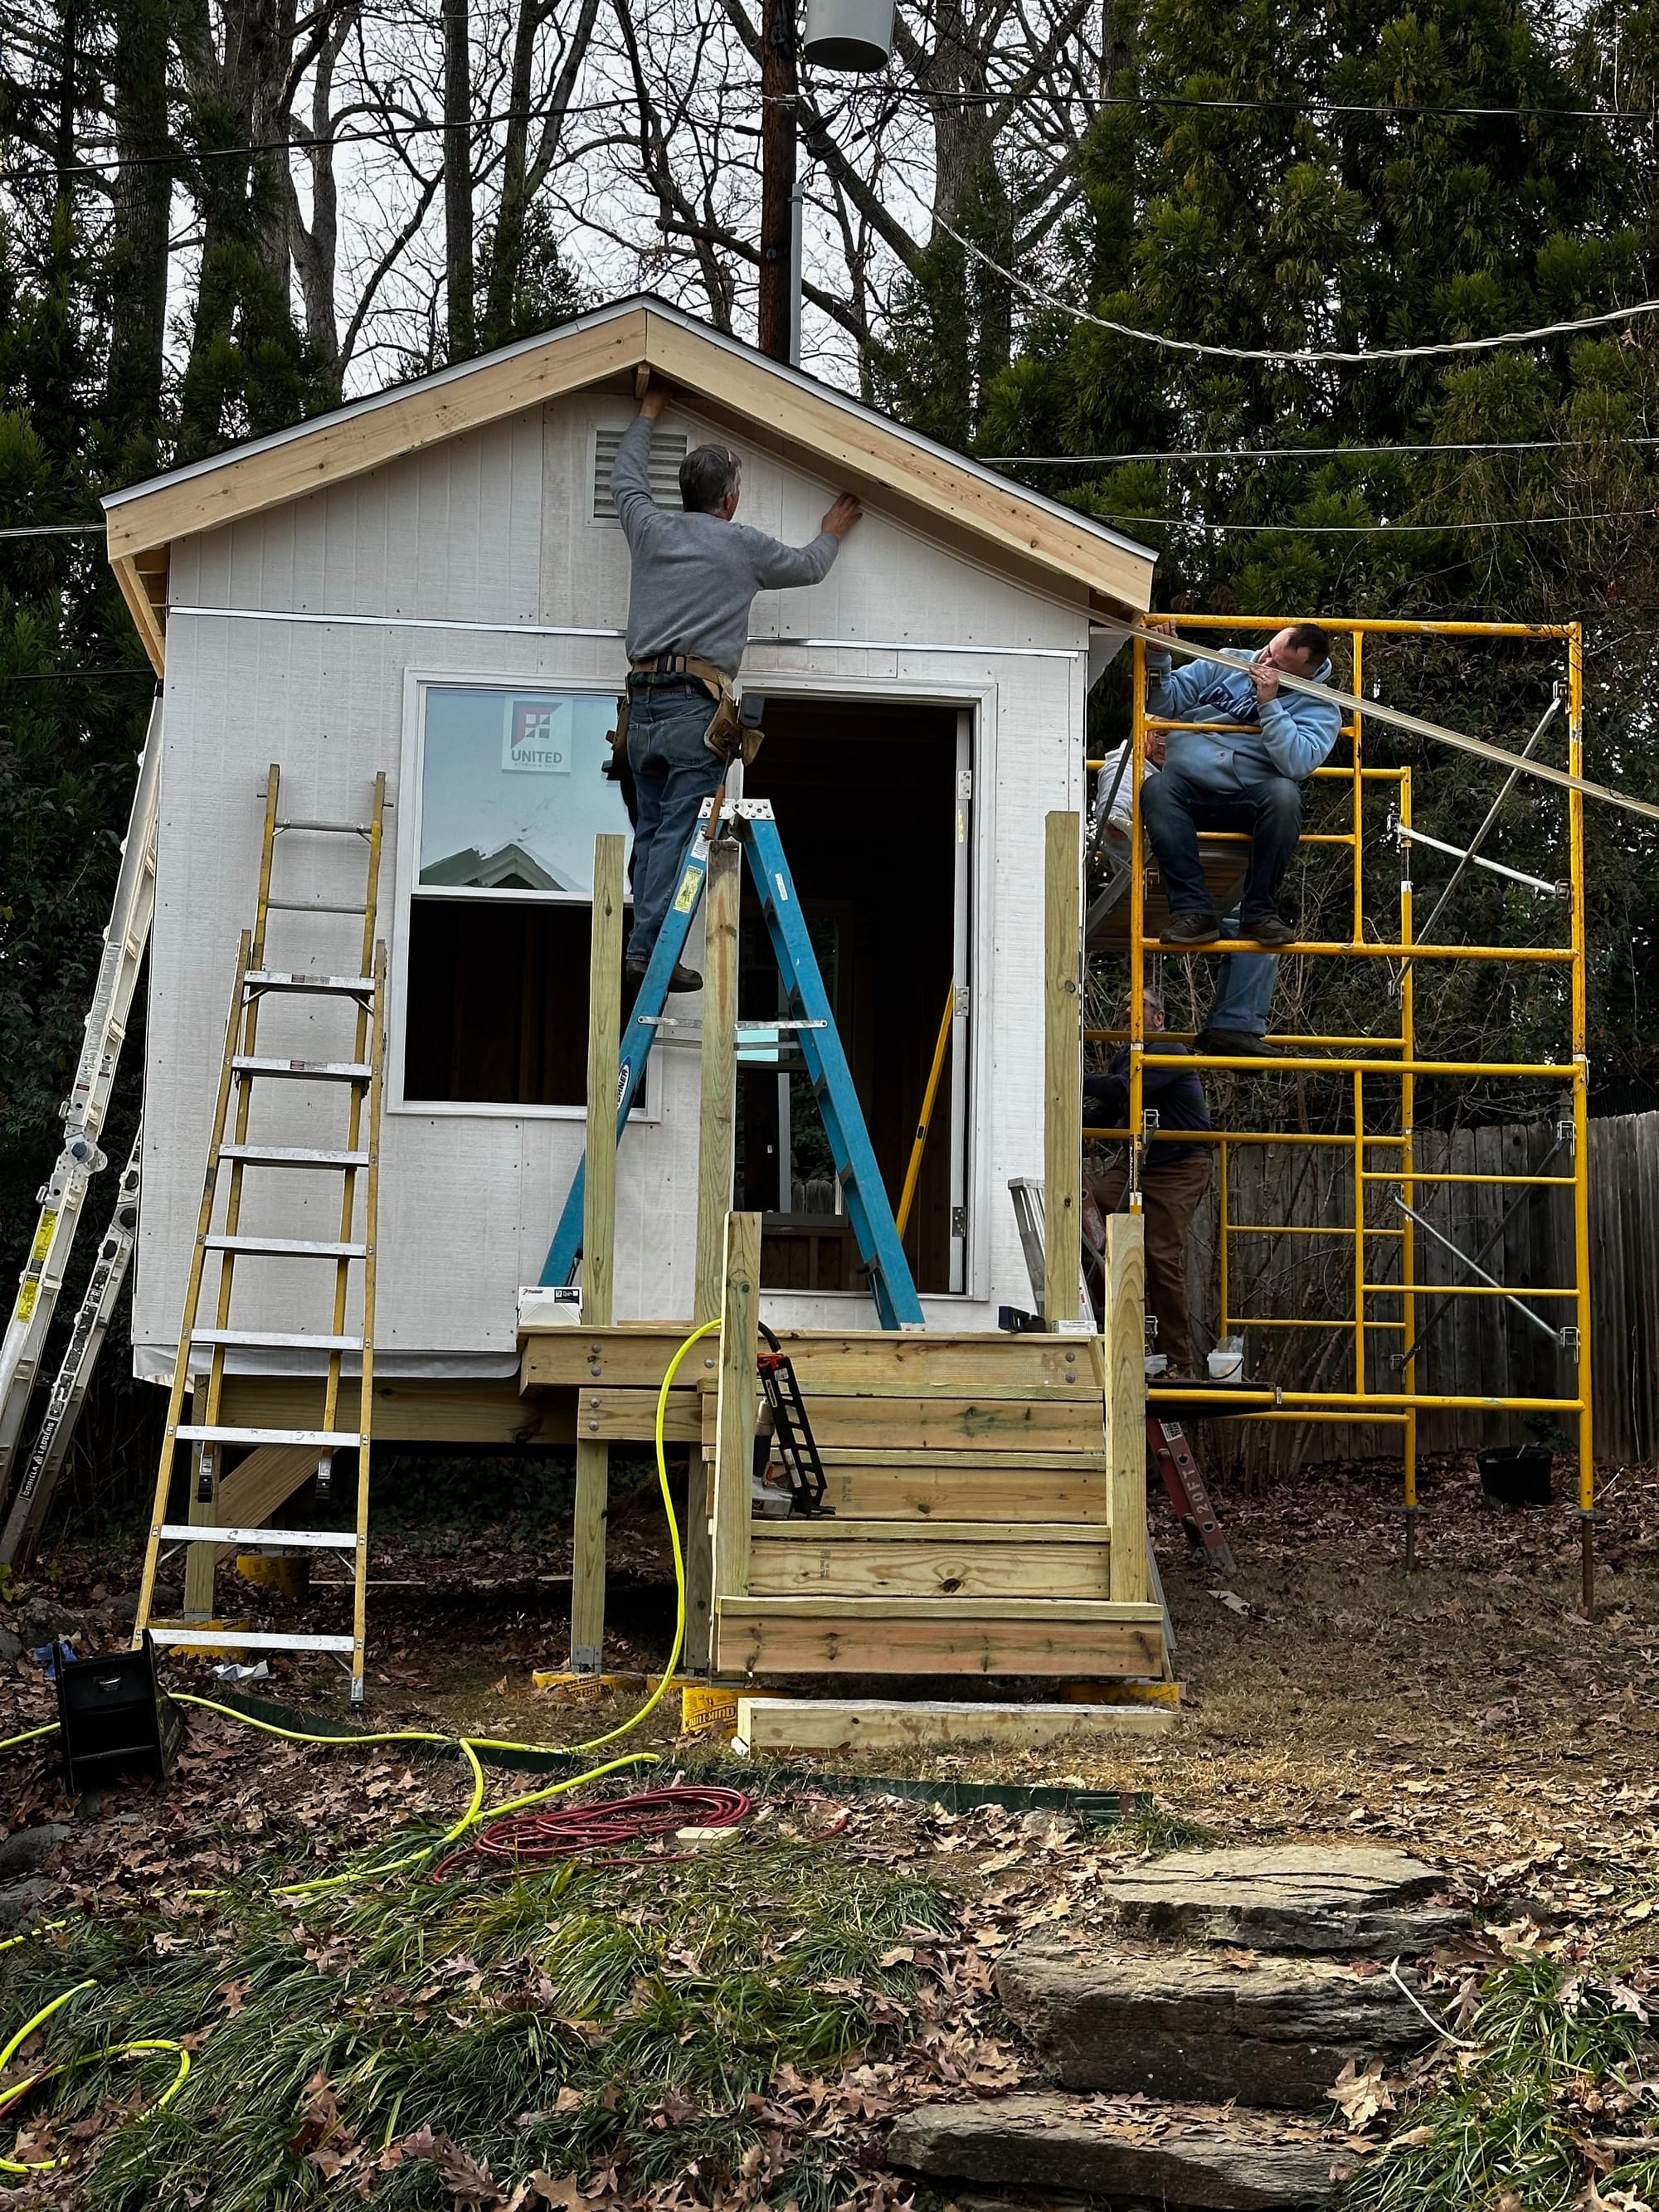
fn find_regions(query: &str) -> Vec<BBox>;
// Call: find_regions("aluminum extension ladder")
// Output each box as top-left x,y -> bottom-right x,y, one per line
0,703 -> 160,1500
0,1130 -> 141,1568
132,767 -> 387,1702
540,789 -> 924,1330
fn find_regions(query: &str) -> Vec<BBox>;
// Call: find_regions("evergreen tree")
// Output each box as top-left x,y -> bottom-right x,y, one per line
979,0 -> 1659,1101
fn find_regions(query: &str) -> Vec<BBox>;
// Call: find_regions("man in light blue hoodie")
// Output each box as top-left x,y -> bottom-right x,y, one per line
1141,622 -> 1340,1056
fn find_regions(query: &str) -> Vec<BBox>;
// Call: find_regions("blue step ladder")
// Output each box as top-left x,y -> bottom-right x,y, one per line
539,795 -> 924,1330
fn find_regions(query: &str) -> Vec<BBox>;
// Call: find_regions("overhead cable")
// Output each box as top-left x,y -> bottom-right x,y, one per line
986,437 -> 1659,464
1091,506 -> 1657,532
2,79 -> 1649,184
0,522 -> 103,537
937,218 -> 1659,364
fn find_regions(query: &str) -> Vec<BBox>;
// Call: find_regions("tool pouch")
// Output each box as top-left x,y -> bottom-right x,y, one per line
601,691 -> 630,780
702,688 -> 743,765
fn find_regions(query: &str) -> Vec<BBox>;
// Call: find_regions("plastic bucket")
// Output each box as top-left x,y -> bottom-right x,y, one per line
1477,1443 -> 1554,1508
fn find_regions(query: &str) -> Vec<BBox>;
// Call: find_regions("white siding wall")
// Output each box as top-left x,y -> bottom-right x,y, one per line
137,391 -> 1089,1375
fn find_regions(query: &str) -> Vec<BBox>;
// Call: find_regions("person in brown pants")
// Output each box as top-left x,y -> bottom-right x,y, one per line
1083,989 -> 1214,1377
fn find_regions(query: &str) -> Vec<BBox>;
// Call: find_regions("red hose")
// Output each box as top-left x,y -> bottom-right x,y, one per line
433,1784 -> 751,1880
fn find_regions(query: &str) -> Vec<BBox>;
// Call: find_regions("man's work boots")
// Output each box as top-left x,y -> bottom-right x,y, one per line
1162,911 -> 1220,946
1240,908 -> 1297,946
625,955 -> 703,993
1195,1026 -> 1281,1061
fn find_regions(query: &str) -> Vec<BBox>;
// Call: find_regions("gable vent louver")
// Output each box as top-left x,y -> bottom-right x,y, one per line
593,426 -> 688,520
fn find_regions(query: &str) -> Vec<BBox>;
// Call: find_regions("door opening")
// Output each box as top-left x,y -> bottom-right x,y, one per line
733,696 -> 966,1297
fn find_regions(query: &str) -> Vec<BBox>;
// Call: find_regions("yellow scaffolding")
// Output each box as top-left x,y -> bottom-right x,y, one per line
1084,615 -> 1594,1603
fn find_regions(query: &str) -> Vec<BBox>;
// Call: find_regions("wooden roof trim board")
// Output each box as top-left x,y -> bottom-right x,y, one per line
101,296 -> 1155,628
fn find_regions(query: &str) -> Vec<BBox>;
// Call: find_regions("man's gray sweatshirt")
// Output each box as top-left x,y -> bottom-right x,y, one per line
611,415 -> 840,677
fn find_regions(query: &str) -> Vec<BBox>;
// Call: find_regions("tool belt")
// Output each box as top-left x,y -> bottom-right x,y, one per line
628,650 -> 729,701
620,654 -> 761,768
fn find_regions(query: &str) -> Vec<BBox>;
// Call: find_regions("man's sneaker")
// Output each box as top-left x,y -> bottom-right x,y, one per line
625,956 -> 703,993
1161,911 -> 1220,946
1240,910 -> 1297,946
1195,1025 -> 1280,1060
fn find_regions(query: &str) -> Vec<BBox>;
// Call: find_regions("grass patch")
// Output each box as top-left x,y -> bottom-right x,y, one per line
1112,1801 -> 1214,1855
1342,1957 -> 1656,2212
4,1824 -> 953,2210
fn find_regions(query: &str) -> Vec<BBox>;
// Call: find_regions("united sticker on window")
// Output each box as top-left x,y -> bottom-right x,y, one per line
504,696 -> 573,774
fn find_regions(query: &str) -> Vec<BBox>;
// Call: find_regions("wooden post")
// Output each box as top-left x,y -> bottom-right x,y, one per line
1104,1213 -> 1151,1604
686,838 -> 740,1670
694,839 -> 742,1325
570,834 -> 625,1671
1044,809 -> 1083,1329
708,1212 -> 761,1670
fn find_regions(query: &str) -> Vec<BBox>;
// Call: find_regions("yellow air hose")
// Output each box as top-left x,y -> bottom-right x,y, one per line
0,1316 -> 722,2160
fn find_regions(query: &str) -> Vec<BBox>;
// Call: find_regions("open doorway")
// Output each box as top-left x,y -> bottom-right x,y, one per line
734,695 -> 966,1297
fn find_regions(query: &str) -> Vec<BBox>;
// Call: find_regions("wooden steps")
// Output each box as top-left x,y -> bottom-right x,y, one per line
520,1228 -> 1160,1693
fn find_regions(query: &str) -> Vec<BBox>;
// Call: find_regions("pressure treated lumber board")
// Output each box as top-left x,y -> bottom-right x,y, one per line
105,311 -> 649,557
521,1328 -> 1102,1398
756,1336 -> 1104,1398
1104,1215 -> 1151,1604
713,1596 -> 1164,1677
1044,811 -> 1084,1328
188,1444 -> 320,1555
694,843 -> 741,1325
745,1534 -> 1110,1599
751,1517 -> 1108,1543
817,1461 -> 1106,1520
575,1388 -> 703,1443
734,1698 -> 1176,1754
521,1326 -> 719,1393
701,1392 -> 1105,1454
219,1376 -> 575,1445
108,306 -> 1153,622
712,1215 -> 761,1605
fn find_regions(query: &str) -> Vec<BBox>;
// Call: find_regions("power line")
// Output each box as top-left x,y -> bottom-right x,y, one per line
1094,505 -> 1657,532
0,668 -> 154,682
0,523 -> 102,538
1,79 -> 1650,186
938,218 -> 1659,365
985,437 -> 1659,464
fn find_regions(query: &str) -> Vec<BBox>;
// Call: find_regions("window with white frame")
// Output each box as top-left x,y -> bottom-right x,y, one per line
404,683 -> 634,1110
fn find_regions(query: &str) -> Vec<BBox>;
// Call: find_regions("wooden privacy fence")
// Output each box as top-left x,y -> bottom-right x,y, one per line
1170,1111 -> 1658,1478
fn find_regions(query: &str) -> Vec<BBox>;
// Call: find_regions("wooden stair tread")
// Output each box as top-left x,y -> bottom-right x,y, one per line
749,1518 -> 1109,1542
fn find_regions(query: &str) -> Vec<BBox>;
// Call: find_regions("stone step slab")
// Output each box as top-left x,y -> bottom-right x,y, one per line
1103,1845 -> 1463,1956
888,2091 -> 1346,2209
997,1944 -> 1428,2107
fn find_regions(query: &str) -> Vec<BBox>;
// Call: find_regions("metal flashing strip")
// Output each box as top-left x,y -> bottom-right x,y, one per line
167,605 -> 1085,659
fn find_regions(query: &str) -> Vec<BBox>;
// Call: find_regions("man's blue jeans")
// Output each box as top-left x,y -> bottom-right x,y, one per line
1141,761 -> 1304,922
625,683 -> 722,961
1207,907 -> 1278,1038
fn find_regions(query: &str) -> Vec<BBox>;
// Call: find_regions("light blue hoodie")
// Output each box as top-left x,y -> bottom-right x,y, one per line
1146,645 -> 1342,792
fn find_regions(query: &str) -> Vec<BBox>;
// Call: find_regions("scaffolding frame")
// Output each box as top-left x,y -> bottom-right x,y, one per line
1084,615 -> 1593,1604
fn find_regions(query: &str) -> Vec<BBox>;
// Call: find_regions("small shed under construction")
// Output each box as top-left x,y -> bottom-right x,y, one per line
93,296 -> 1175,1738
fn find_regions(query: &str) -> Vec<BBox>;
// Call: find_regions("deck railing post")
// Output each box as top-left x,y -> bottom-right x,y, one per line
570,833 -> 625,1672
1104,1213 -> 1150,1602
1044,810 -> 1083,1328
709,1211 -> 761,1672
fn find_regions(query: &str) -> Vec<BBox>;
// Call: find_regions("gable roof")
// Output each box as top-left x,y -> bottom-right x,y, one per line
102,295 -> 1156,672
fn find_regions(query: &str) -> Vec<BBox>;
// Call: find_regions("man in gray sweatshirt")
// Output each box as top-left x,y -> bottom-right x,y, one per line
611,381 -> 861,989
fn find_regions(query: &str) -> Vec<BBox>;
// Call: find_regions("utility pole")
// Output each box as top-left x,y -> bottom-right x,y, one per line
443,0 -> 475,361
757,0 -> 798,362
